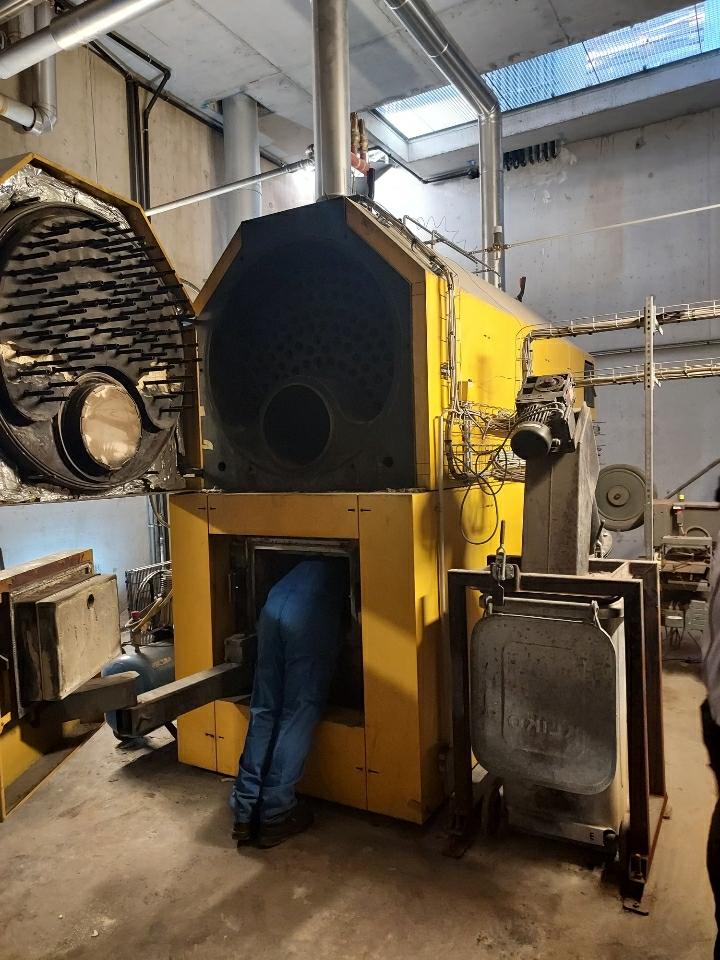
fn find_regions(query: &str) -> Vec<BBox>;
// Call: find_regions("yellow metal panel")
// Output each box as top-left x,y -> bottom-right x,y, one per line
0,718 -> 63,787
300,713 -> 367,809
411,493 -> 446,818
359,493 -> 434,823
170,493 -> 213,676
215,700 -> 368,810
207,493 -> 359,539
419,273 -> 444,490
178,704 -> 217,771
215,699 -> 247,776
169,492 -> 219,770
421,267 -> 590,492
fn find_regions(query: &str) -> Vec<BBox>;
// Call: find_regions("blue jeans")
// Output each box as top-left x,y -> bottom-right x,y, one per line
230,560 -> 344,823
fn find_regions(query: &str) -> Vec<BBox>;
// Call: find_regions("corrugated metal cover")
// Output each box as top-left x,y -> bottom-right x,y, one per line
471,598 -> 620,796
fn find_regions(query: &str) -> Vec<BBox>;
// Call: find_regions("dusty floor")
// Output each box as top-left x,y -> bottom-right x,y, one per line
0,665 -> 716,960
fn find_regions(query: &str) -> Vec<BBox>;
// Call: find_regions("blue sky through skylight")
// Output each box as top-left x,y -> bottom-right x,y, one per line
377,1 -> 720,138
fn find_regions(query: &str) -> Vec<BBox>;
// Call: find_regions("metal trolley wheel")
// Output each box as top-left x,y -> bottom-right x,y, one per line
477,775 -> 504,838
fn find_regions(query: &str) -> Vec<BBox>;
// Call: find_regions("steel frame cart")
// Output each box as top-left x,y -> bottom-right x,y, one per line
446,556 -> 667,908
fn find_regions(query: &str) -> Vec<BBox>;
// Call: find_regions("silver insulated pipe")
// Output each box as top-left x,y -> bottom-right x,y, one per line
0,0 -> 171,78
312,0 -> 350,199
31,0 -> 58,134
384,0 -> 505,289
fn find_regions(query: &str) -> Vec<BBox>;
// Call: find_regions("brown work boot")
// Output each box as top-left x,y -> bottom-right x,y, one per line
232,820 -> 256,846
257,800 -> 314,848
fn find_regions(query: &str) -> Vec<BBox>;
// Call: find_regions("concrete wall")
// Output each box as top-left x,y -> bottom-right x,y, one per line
0,46 -> 312,596
375,107 -> 720,556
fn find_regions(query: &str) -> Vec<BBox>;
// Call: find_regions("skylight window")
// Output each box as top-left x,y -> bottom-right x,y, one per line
377,1 -> 720,138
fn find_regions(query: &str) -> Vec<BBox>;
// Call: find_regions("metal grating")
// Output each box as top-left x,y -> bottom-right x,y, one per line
377,1 -> 720,136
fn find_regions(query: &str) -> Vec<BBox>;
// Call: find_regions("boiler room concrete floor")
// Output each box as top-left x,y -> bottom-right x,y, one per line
0,665 -> 716,960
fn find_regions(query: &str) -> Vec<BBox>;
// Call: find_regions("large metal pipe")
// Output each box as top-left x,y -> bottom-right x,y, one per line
383,0 -> 505,288
31,0 -> 57,133
0,0 -> 170,78
0,2 -> 53,133
312,0 -> 350,199
0,91 -> 34,127
222,92 -> 262,237
0,0 -> 37,27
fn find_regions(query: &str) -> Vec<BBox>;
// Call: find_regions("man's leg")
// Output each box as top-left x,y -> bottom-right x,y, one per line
259,586 -> 343,833
229,604 -> 285,827
259,654 -> 334,824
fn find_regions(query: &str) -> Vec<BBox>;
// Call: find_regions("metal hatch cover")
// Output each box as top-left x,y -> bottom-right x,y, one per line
470,597 -> 619,795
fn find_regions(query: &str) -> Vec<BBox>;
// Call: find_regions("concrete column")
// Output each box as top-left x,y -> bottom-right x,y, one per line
222,92 -> 262,238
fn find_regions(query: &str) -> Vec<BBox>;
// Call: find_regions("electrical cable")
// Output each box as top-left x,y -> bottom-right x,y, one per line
149,494 -> 170,528
479,200 -> 720,253
459,475 -> 501,546
178,276 -> 201,294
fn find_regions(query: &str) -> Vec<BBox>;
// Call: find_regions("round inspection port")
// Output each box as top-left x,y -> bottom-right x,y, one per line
79,383 -> 142,470
263,384 -> 331,466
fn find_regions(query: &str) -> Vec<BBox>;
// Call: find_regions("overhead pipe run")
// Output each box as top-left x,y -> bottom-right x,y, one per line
0,0 -> 56,133
144,157 -> 314,218
0,90 -> 35,126
0,0 -> 170,78
383,0 -> 505,289
312,0 -> 350,199
0,0 -> 37,26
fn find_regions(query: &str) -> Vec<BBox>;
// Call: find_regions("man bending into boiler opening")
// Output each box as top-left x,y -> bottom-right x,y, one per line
230,557 -> 346,847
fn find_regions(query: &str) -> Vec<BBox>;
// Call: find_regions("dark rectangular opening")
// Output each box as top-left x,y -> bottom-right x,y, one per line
227,537 -> 363,719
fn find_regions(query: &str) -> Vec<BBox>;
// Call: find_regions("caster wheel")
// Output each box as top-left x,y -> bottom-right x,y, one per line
479,777 -> 503,837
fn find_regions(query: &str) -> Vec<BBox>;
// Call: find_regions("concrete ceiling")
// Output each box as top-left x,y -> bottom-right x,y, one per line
108,0 -> 691,144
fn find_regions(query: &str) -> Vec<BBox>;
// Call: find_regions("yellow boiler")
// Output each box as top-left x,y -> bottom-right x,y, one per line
172,196 -> 590,824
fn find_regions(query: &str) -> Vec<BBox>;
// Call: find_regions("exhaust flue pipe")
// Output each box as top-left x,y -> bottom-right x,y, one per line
0,0 -> 170,78
31,0 -> 57,134
312,0 -> 350,199
383,0 -> 505,288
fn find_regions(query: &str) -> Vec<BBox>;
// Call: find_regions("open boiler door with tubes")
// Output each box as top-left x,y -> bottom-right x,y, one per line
0,153 -> 201,501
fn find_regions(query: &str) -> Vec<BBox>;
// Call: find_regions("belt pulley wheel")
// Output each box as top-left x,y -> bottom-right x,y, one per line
596,463 -> 647,531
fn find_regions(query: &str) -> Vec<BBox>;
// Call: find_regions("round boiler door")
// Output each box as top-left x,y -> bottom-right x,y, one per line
79,383 -> 142,470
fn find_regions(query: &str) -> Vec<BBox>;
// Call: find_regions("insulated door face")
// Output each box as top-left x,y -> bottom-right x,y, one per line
0,196 -> 194,496
200,198 -> 416,492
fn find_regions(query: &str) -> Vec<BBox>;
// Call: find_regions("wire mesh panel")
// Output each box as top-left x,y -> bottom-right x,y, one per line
124,561 -> 172,630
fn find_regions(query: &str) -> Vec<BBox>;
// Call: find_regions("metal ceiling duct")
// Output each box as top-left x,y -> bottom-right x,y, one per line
0,0 -> 170,78
383,0 -> 505,289
0,0 -> 37,27
31,0 -> 58,134
312,0 -> 350,199
0,2 -> 56,134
